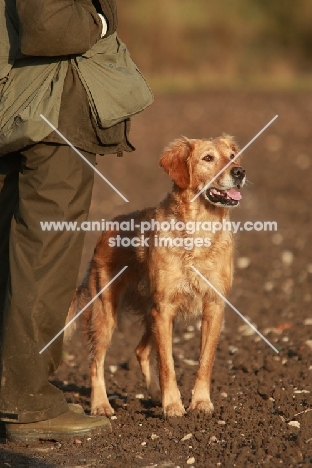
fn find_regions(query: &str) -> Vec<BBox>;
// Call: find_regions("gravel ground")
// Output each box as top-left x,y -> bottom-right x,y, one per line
1,91 -> 311,467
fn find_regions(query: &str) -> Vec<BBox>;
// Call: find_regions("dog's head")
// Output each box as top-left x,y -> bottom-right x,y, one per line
160,135 -> 246,207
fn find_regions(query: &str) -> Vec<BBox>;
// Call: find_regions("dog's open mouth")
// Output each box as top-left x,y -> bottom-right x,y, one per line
206,187 -> 242,206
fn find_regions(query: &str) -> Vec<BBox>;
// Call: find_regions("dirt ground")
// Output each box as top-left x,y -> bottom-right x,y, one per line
1,91 -> 312,467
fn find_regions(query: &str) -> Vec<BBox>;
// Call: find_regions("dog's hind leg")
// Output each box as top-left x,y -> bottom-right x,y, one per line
87,296 -> 116,417
136,325 -> 161,404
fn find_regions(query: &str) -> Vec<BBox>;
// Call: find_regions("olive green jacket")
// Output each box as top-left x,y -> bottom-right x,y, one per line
0,0 -> 153,155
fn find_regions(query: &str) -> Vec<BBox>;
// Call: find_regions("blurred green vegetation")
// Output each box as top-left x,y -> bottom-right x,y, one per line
116,0 -> 312,91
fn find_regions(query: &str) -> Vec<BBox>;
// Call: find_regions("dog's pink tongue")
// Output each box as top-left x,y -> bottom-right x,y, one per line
226,188 -> 242,200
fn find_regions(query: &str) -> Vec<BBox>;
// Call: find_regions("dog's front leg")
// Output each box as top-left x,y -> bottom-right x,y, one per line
152,306 -> 185,417
188,301 -> 224,413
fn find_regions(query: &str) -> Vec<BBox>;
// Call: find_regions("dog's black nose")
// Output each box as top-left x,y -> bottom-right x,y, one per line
230,166 -> 245,180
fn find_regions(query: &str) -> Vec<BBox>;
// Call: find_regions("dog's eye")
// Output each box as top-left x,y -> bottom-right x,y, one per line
230,154 -> 235,159
203,154 -> 214,162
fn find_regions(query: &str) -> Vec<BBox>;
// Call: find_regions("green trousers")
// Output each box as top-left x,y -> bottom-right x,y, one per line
0,143 -> 95,423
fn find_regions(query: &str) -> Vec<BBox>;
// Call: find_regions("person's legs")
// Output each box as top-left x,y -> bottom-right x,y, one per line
0,153 -> 20,316
0,143 -> 96,423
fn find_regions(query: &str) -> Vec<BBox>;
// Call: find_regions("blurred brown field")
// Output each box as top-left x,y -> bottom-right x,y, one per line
116,0 -> 312,92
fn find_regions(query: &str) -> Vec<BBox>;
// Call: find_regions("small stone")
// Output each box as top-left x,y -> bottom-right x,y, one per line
271,233 -> 283,245
281,250 -> 293,266
275,322 -> 292,332
109,365 -> 118,374
183,359 -> 198,366
264,356 -> 278,372
151,433 -> 159,440
187,456 -> 195,465
36,447 -> 54,453
229,345 -> 238,354
141,441 -> 146,446
294,390 -> 310,394
186,325 -> 195,332
295,153 -> 310,169
288,421 -> 300,429
111,415 -> 117,420
183,332 -> 195,340
258,386 -> 269,398
209,435 -> 219,443
303,318 -> 312,325
263,327 -> 281,335
74,438 -> 82,444
264,281 -> 274,292
181,433 -> 193,441
220,392 -> 228,398
238,324 -> 256,336
135,393 -> 145,399
217,420 -> 226,425
237,257 -> 250,269
306,340 -> 312,349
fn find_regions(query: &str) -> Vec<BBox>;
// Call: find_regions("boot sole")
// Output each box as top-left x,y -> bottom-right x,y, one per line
6,420 -> 111,443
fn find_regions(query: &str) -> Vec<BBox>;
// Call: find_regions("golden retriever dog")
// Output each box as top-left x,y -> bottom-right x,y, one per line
67,135 -> 246,417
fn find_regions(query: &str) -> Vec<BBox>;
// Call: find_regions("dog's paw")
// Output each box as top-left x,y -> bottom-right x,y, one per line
187,399 -> 214,414
91,403 -> 115,417
164,401 -> 186,417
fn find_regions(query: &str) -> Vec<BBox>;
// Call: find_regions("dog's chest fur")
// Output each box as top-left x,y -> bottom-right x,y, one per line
134,230 -> 233,318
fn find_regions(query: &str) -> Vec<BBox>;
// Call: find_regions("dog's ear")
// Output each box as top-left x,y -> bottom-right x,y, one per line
159,137 -> 193,189
220,134 -> 239,154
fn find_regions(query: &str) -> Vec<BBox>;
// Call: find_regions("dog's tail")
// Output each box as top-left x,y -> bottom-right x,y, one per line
63,271 -> 91,342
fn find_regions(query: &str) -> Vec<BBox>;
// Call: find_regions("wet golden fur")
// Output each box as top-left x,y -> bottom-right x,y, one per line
67,135 -> 245,417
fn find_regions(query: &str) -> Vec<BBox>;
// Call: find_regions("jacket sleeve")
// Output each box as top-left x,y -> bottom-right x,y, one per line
16,0 -> 103,57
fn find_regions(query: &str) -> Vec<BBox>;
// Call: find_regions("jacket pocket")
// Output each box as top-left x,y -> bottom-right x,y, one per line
0,59 -> 68,155
73,33 -> 153,128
